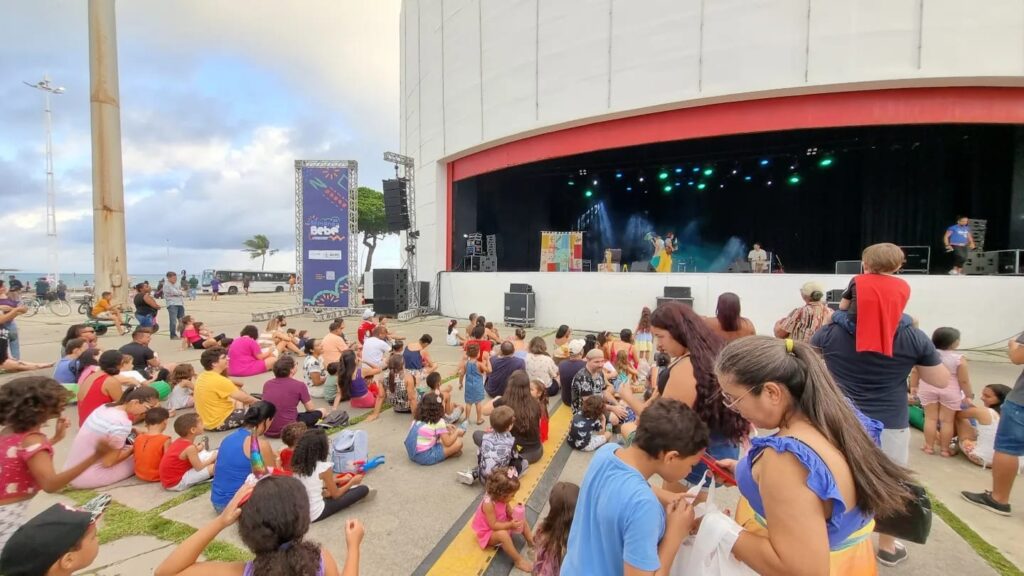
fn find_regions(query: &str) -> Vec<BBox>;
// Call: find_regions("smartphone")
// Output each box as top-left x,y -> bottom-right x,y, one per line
700,454 -> 736,486
124,429 -> 138,447
195,435 -> 210,452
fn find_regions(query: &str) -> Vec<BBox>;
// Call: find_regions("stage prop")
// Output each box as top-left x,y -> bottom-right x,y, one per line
539,231 -> 584,272
295,160 -> 358,310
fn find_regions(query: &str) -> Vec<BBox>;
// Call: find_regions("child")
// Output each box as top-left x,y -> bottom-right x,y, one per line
458,343 -> 491,425
834,243 -> 910,355
911,327 -> 973,456
0,501 -> 107,576
958,384 -> 1015,468
458,406 -> 525,485
134,407 -> 171,482
568,395 -> 613,452
291,428 -> 371,522
0,377 -> 113,550
295,329 -> 309,350
529,378 -> 550,443
278,421 -> 308,473
166,364 -> 196,411
53,338 -> 87,384
446,319 -> 465,346
423,371 -> 464,424
561,399 -> 706,574
611,350 -> 638,394
405,392 -> 465,466
159,413 -> 218,491
634,307 -> 653,362
322,361 -> 341,406
470,466 -> 535,572
532,481 -> 580,576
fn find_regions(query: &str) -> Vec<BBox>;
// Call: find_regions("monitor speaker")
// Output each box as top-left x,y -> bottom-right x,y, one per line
509,283 -> 532,293
630,261 -> 651,272
656,297 -> 693,308
835,260 -> 862,274
382,178 -> 410,232
664,286 -> 691,298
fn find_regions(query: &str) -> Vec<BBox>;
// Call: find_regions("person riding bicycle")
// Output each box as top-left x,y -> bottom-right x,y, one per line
92,291 -> 127,336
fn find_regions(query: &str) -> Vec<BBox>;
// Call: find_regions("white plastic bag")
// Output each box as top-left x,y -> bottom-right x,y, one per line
670,473 -> 757,576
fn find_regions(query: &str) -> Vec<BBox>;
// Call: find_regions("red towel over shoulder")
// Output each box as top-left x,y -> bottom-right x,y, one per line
854,274 -> 910,357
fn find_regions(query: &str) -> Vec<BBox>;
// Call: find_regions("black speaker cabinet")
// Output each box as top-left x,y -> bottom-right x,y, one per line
373,269 -> 408,314
656,297 -> 693,308
417,281 -> 430,308
664,286 -> 691,298
509,283 -> 533,293
504,292 -> 536,327
826,289 -> 844,311
835,260 -> 862,274
382,178 -> 410,232
630,261 -> 651,272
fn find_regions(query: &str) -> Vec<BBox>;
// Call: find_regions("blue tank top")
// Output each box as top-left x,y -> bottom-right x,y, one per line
211,428 -> 252,509
403,348 -> 424,370
349,368 -> 368,398
736,435 -> 871,549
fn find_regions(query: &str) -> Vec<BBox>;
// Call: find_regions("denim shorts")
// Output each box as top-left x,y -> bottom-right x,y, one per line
994,400 -> 1024,457
410,443 -> 445,466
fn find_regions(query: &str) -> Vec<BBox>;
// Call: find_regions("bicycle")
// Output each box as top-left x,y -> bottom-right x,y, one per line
21,292 -> 72,317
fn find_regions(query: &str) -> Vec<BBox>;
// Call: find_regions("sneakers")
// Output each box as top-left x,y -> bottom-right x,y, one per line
961,491 -> 1012,516
456,469 -> 478,485
876,541 -> 908,567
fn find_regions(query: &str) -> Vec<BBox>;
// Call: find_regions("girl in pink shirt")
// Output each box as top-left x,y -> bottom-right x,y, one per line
227,325 -> 275,377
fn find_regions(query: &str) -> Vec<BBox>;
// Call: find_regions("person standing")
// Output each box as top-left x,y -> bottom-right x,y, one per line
943,215 -> 975,275
242,275 -> 251,297
188,275 -> 199,300
210,276 -> 221,301
748,243 -> 768,273
132,283 -> 161,330
163,272 -> 186,340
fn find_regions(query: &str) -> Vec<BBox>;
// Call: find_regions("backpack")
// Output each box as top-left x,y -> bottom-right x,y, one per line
332,429 -> 369,473
320,408 -> 349,428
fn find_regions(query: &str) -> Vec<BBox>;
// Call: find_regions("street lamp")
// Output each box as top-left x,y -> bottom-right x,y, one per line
24,75 -> 65,283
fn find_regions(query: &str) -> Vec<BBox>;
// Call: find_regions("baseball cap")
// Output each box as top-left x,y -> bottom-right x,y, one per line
362,308 -> 375,320
567,339 -> 585,355
0,500 -> 107,575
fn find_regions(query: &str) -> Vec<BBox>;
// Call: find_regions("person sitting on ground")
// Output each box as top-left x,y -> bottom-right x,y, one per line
423,371 -> 463,424
61,324 -> 98,353
552,325 -> 572,364
75,348 -> 102,388
910,326 -> 974,457
386,353 -> 419,416
133,407 -> 171,482
166,364 -> 197,411
262,356 -> 323,438
160,413 -> 218,491
532,482 -> 579,576
90,290 -> 127,335
471,466 -> 536,572
181,318 -> 229,350
570,349 -> 627,426
704,292 -> 757,342
356,309 -> 376,345
65,385 -> 161,489
405,392 -> 465,466
774,280 -> 834,343
53,338 -> 87,384
155,476 -> 365,576
484,321 -> 501,345
195,347 -> 259,432
530,378 -> 551,442
834,243 -> 910,356
0,306 -> 51,372
119,327 -> 172,380
266,316 -> 304,356
446,319 -> 466,346
403,333 -> 438,381
0,377 -> 114,551
292,429 -> 372,522
561,399 -> 705,574
486,341 -> 525,399
375,315 -> 404,343
361,326 -> 392,373
346,351 -> 385,422
278,421 -> 308,474
610,350 -> 640,395
459,405 -> 525,485
227,325 -> 277,377
302,339 -> 326,399
321,319 -> 349,367
557,339 -> 586,408
77,350 -> 130,425
481,371 -> 544,464
0,501 -> 105,576
956,384 -> 1013,469
209,402 -> 278,513
525,337 -> 560,397
116,352 -> 157,386
568,395 -> 613,452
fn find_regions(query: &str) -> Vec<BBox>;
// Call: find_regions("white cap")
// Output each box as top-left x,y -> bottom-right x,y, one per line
568,339 -> 585,355
362,308 -> 375,320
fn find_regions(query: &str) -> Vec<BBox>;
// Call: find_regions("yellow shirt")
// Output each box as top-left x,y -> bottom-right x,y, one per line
194,370 -> 238,429
92,298 -> 112,317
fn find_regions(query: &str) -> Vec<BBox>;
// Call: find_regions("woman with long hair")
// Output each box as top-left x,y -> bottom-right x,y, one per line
704,292 -> 756,342
650,301 -> 749,488
492,370 -> 543,463
155,475 -> 364,576
774,281 -> 834,343
210,402 -> 278,513
77,350 -> 127,425
714,336 -> 915,575
386,353 -> 418,416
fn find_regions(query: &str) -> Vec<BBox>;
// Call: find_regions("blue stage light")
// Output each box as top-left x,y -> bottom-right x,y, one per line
615,172 -> 623,178
760,159 -> 769,166
744,176 -> 752,181
674,168 -> 683,173
693,167 -> 700,173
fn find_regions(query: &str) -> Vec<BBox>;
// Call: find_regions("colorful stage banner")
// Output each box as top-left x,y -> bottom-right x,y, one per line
539,231 -> 583,271
296,161 -> 358,308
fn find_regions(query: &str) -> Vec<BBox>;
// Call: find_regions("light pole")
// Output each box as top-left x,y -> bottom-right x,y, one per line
24,76 -> 64,283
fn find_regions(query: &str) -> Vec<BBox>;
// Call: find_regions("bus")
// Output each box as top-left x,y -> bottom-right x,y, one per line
200,269 -> 294,295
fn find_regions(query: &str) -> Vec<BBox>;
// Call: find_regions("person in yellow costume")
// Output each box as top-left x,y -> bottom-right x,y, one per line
647,232 -> 673,273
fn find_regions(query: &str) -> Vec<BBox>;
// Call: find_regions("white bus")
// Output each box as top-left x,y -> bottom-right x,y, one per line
200,269 -> 294,295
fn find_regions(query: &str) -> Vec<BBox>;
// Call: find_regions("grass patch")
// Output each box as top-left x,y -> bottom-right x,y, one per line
930,492 -> 1022,576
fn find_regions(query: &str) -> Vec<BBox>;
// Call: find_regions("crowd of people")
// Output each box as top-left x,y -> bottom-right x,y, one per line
1,245 -> 1023,575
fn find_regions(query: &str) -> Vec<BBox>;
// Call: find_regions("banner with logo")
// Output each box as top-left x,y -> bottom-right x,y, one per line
539,231 -> 583,271
296,161 -> 358,308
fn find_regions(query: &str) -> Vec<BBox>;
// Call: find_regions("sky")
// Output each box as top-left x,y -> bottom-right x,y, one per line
1,0 -> 401,276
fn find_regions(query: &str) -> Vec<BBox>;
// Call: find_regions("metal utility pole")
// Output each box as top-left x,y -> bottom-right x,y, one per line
23,75 -> 64,283
88,0 -> 129,303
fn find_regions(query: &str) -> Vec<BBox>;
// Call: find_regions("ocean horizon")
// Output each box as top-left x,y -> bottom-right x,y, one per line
4,272 -> 180,288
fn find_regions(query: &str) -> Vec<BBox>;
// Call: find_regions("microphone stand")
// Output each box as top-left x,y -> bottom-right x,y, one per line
773,252 -> 784,273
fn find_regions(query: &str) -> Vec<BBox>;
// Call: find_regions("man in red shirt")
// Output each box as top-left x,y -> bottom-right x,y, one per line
357,308 -> 376,345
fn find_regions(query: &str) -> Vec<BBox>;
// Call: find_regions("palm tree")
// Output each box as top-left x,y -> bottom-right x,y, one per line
241,234 -> 278,270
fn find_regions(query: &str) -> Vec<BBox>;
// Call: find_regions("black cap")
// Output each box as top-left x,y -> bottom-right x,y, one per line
0,503 -> 96,575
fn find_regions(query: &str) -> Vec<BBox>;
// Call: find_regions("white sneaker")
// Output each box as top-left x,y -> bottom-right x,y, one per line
456,469 -> 477,485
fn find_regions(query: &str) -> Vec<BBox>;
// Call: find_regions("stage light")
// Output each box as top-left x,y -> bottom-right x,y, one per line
693,167 -> 700,173
663,185 -> 672,193
674,182 -> 681,187
658,172 -> 669,180
788,175 -> 801,185
568,180 -> 575,186
615,172 -> 623,178
674,168 -> 683,173
626,186 -> 632,192
584,189 -> 593,197
744,176 -> 752,181
819,157 -> 834,167
767,180 -> 773,186
760,159 -> 769,166
731,169 -> 737,175
703,168 -> 713,176
720,184 -> 725,188
639,177 -> 645,182
697,183 -> 706,190
687,181 -> 694,186
593,179 -> 599,186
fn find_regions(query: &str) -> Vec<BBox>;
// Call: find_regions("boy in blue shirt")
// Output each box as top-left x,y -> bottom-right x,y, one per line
561,399 -> 709,575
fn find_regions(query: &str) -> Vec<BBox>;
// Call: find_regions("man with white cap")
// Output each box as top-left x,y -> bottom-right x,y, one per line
559,339 -> 587,408
773,280 -> 834,343
356,308 -> 376,345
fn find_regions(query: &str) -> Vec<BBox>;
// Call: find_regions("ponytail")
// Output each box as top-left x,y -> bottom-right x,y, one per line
386,354 -> 404,394
715,336 -> 914,517
113,385 -> 158,406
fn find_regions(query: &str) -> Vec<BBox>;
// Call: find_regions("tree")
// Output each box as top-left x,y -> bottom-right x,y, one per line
357,186 -> 395,275
241,234 -> 278,270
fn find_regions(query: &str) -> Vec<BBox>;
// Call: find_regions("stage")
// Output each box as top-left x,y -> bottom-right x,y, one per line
437,271 -> 1023,349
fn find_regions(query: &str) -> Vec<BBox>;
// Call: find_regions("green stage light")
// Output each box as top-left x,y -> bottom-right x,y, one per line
663,185 -> 672,193
584,189 -> 593,197
703,168 -> 713,176
659,172 -> 669,180
697,183 -> 706,190
788,175 -> 801,185
819,157 -> 834,167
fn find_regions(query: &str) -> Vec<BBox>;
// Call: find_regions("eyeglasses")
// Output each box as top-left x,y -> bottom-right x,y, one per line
719,384 -> 762,412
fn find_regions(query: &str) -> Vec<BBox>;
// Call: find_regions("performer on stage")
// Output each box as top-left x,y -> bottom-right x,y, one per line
647,232 -> 674,273
748,242 -> 769,273
943,215 -> 975,275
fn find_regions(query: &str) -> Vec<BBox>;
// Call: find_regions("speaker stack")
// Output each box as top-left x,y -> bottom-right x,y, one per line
417,281 -> 430,309
504,283 -> 535,327
382,178 -> 410,232
826,289 -> 844,311
656,286 -> 693,309
373,268 -> 409,315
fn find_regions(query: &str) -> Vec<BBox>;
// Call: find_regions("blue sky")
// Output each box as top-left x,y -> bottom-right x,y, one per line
1,0 -> 401,275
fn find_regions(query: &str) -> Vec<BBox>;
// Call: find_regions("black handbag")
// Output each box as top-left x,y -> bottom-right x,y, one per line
874,483 -> 932,544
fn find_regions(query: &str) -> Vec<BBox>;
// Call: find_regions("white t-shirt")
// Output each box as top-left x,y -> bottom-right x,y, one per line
295,460 -> 333,520
120,370 -> 147,383
362,337 -> 391,368
748,249 -> 767,263
303,355 -> 325,398
166,384 -> 194,410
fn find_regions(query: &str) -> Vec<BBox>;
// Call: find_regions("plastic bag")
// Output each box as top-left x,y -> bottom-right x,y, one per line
670,472 -> 757,576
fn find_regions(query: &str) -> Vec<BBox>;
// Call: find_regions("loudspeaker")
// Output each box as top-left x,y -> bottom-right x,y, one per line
504,292 -> 536,327
656,297 -> 693,308
726,261 -> 751,273
664,286 -> 691,298
382,178 -> 410,232
373,268 -> 408,314
509,283 -> 532,293
835,260 -> 862,274
899,246 -> 930,273
826,289 -> 844,311
964,251 -> 995,275
630,261 -> 651,272
417,281 -> 430,308
481,256 -> 497,272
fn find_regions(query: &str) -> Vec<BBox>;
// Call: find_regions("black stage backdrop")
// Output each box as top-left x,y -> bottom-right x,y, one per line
452,124 -> 1018,273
